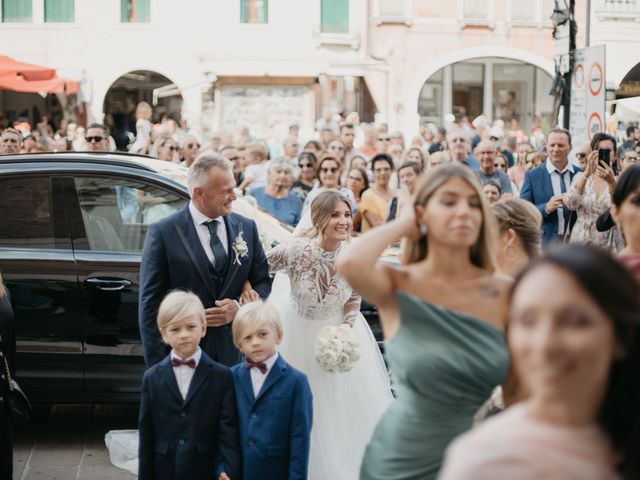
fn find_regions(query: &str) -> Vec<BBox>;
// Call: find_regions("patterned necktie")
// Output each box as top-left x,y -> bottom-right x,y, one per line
205,219 -> 228,275
245,359 -> 268,374
172,358 -> 196,369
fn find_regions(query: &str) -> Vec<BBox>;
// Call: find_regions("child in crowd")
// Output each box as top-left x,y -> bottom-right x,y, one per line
239,143 -> 269,191
231,301 -> 313,480
138,290 -> 241,480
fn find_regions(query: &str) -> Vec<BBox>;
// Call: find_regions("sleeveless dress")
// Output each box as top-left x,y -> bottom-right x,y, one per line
267,237 -> 393,480
360,291 -> 509,480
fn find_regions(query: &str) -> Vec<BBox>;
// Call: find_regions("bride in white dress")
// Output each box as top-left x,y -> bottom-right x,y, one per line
267,190 -> 393,480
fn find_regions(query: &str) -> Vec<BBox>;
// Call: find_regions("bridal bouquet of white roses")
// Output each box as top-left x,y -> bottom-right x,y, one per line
314,323 -> 361,373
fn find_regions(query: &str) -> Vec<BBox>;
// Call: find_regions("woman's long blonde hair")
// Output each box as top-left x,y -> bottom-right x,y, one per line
299,190 -> 353,241
0,272 -> 6,298
402,164 -> 496,271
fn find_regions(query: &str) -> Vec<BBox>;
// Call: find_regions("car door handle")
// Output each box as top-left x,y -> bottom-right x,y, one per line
84,277 -> 132,291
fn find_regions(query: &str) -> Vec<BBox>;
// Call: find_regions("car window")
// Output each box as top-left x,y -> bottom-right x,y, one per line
74,176 -> 186,252
0,176 -> 64,249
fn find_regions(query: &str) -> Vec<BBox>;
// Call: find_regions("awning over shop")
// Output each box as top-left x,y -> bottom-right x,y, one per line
0,55 -> 79,94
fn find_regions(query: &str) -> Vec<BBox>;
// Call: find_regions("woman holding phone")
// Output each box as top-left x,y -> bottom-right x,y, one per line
564,132 -> 623,251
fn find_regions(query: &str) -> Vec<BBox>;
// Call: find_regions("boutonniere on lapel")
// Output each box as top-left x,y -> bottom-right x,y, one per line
232,231 -> 249,266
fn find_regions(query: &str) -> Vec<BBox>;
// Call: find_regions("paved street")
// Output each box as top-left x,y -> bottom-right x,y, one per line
13,404 -> 138,480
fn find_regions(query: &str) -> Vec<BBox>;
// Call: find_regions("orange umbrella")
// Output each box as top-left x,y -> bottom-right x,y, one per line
0,55 -> 78,93
0,55 -> 56,81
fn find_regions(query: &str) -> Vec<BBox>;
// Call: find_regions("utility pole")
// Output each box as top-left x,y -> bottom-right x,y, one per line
552,0 -> 577,129
563,0 -> 577,130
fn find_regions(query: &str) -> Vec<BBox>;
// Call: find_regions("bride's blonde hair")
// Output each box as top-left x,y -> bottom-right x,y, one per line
299,190 -> 353,241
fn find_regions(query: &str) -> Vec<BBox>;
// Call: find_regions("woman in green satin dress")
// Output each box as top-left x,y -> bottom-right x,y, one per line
337,165 -> 511,480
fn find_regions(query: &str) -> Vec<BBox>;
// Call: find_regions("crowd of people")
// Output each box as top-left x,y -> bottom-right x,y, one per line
1,103 -> 640,480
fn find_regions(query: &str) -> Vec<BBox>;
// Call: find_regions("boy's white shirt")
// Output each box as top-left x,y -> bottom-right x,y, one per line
171,347 -> 202,400
250,352 -> 279,398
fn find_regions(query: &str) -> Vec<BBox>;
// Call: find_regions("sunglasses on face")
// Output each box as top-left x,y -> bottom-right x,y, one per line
494,163 -> 505,168
187,143 -> 201,149
85,136 -> 105,143
299,162 -> 313,168
320,167 -> 339,173
576,152 -> 587,159
378,137 -> 390,142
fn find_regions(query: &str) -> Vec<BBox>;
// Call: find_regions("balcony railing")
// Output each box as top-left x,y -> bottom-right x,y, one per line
597,0 -> 640,20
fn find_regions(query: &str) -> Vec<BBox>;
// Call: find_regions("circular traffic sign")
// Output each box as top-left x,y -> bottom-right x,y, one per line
574,64 -> 584,88
589,62 -> 603,96
588,112 -> 603,141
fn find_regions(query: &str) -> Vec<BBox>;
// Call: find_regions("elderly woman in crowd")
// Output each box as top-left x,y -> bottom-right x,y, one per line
249,157 -> 302,227
150,137 -> 180,163
359,153 -> 397,231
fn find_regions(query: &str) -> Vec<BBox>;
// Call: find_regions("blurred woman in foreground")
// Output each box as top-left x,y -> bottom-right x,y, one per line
439,244 -> 640,480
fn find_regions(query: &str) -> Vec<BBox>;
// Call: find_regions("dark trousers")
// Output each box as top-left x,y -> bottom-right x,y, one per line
0,404 -> 12,480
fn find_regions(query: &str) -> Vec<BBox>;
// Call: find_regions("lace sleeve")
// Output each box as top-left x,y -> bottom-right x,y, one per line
343,291 -> 362,326
564,173 -> 587,211
266,243 -> 289,274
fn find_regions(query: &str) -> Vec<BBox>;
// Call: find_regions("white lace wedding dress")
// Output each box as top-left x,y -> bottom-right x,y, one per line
267,237 -> 393,480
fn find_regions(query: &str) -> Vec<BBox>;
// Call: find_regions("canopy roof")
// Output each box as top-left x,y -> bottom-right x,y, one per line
0,55 -> 79,94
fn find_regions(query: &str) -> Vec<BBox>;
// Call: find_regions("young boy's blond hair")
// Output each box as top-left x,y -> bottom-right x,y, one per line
232,301 -> 283,348
157,290 -> 206,341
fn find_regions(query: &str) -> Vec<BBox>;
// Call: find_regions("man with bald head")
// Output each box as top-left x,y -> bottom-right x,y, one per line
447,130 -> 479,170
474,140 -> 513,198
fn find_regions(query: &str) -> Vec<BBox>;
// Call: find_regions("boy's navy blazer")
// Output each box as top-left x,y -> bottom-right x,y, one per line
519,162 -> 582,246
231,354 -> 313,480
138,352 -> 241,480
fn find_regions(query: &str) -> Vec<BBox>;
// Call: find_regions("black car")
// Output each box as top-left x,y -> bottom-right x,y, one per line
0,153 -> 389,403
0,152 -> 296,403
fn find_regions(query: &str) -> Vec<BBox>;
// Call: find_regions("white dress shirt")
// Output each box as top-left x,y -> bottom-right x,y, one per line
171,347 -> 202,400
188,201 -> 229,268
545,159 -> 575,235
250,352 -> 279,398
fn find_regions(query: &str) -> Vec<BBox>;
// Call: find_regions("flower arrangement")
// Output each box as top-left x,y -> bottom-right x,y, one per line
314,324 -> 361,373
232,231 -> 249,265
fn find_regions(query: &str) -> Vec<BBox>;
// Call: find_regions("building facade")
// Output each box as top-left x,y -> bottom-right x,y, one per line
0,0 -> 619,141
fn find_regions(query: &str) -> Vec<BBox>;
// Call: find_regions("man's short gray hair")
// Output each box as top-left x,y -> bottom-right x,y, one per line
187,152 -> 232,194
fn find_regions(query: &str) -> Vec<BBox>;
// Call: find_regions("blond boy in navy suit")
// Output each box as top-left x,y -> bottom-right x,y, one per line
138,291 -> 241,480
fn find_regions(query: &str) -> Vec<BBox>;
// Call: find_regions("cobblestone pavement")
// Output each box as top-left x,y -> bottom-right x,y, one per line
13,404 -> 138,480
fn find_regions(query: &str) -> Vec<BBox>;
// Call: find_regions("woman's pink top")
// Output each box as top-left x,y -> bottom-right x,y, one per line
438,403 -> 620,480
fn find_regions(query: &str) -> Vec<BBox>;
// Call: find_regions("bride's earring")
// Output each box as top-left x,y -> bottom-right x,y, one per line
419,223 -> 428,237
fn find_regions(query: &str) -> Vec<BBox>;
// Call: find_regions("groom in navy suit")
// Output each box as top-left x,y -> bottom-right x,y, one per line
520,128 -> 582,246
139,153 -> 273,368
